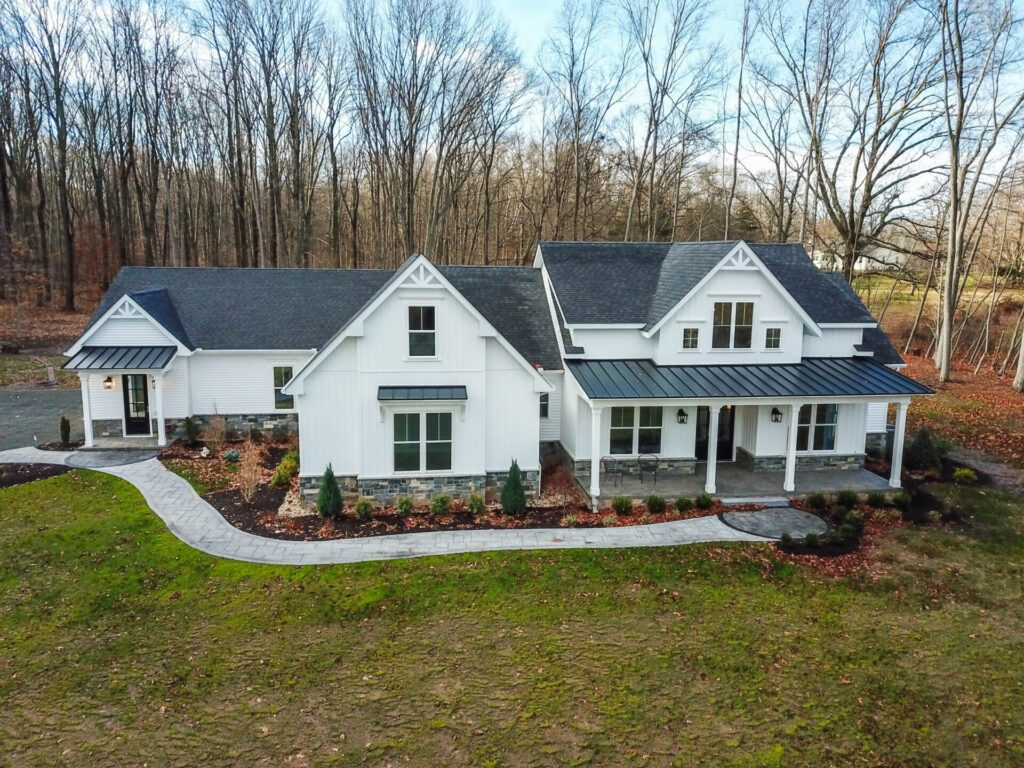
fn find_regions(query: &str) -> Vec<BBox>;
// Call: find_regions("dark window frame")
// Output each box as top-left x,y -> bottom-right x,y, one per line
682,327 -> 699,350
273,366 -> 294,410
539,392 -> 549,418
796,404 -> 838,452
408,306 -> 437,357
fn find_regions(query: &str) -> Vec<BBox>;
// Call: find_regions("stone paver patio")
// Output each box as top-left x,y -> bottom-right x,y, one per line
720,507 -> 830,540
0,446 -> 788,565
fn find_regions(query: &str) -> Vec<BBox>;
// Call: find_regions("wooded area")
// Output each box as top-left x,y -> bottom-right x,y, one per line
1,0 -> 1023,389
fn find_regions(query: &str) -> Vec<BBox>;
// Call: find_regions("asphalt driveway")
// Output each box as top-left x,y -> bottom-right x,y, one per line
0,389 -> 83,450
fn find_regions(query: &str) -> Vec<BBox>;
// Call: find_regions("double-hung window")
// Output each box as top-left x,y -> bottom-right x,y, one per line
394,412 -> 452,472
408,306 -> 436,357
539,393 -> 549,418
796,404 -> 838,451
712,302 -> 754,349
273,366 -> 294,410
609,406 -> 663,454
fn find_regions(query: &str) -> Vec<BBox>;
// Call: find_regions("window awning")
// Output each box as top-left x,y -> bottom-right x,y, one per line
63,346 -> 177,371
566,357 -> 932,400
377,385 -> 468,401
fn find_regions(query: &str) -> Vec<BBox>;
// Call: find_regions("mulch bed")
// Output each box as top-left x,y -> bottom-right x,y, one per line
37,440 -> 84,451
0,462 -> 71,489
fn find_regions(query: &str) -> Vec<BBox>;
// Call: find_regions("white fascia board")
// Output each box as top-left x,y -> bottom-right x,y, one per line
66,294 -> 191,356
641,241 -> 822,339
565,323 -> 645,330
820,322 -> 878,328
532,244 -> 545,269
582,394 -> 919,407
283,254 -> 553,396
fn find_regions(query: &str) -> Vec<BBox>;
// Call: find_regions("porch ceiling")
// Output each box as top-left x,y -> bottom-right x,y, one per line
63,346 -> 177,371
567,357 -> 933,400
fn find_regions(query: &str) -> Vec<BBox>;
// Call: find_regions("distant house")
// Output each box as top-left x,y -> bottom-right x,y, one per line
65,241 -> 930,504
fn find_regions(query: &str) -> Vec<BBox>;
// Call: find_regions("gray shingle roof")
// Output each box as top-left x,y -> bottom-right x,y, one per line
567,357 -> 932,399
83,265 -> 562,370
539,241 -> 877,328
857,326 -> 904,366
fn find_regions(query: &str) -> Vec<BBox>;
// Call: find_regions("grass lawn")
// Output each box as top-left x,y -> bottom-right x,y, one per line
2,471 -> 1023,766
0,353 -> 76,389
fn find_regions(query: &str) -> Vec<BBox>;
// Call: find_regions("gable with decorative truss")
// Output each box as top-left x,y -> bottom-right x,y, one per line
398,262 -> 442,289
68,294 -> 189,354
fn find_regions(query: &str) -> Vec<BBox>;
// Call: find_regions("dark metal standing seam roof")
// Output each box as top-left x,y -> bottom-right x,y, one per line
566,357 -> 933,399
63,346 -> 178,371
377,386 -> 468,401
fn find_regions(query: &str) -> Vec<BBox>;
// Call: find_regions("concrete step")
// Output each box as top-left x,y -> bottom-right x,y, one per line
720,496 -> 790,507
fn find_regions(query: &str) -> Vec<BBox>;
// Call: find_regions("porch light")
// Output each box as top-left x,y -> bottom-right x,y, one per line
770,407 -> 783,423
676,408 -> 688,424
102,376 -> 114,390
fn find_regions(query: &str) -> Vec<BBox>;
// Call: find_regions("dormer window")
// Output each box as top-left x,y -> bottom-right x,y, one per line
712,302 -> 753,349
408,306 -> 436,357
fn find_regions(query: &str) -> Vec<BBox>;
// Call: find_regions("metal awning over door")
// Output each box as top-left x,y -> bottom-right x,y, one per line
63,346 -> 177,371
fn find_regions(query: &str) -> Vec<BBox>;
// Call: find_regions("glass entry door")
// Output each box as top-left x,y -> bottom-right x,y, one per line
122,374 -> 150,435
695,406 -> 734,461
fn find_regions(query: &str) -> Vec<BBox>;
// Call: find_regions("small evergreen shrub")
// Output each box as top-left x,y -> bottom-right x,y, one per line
645,494 -> 667,515
953,467 -> 978,485
780,531 -> 793,546
561,513 -> 579,527
354,498 -> 373,520
676,497 -> 693,512
283,449 -> 299,464
183,416 -> 199,444
500,460 -> 527,515
467,492 -> 486,515
611,496 -> 633,515
826,528 -> 843,545
396,496 -> 414,517
602,514 -> 617,527
926,509 -> 942,524
316,464 -> 342,517
270,456 -> 299,488
803,531 -> 820,547
59,415 -> 70,448
695,492 -> 713,510
807,492 -> 827,510
837,489 -> 859,508
905,427 -> 941,471
430,494 -> 452,515
867,491 -> 887,509
222,448 -> 241,462
933,435 -> 954,459
893,491 -> 912,510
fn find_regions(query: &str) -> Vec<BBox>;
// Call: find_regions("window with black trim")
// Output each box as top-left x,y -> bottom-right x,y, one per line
796,404 -> 838,451
393,411 -> 452,471
682,327 -> 699,349
765,327 -> 781,350
539,393 -> 549,418
273,366 -> 294,409
712,302 -> 754,349
408,306 -> 436,357
609,407 -> 634,454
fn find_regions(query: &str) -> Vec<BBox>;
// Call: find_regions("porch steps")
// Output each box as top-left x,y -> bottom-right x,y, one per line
720,496 -> 790,508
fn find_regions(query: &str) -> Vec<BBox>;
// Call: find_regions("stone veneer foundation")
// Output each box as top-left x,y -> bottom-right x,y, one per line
735,446 -> 865,472
91,413 -> 299,442
299,470 -> 540,505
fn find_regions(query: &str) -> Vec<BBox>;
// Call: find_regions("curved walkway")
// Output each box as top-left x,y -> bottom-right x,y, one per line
0,446 -> 772,565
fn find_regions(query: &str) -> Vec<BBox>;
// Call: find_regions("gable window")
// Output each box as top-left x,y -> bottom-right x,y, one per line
408,306 -> 436,357
273,366 -> 294,409
609,406 -> 663,454
394,411 -> 452,472
539,393 -> 549,418
796,404 -> 838,452
682,327 -> 699,350
712,302 -> 754,349
765,327 -> 781,350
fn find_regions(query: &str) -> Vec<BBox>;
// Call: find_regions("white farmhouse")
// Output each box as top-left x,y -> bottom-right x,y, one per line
65,241 -> 931,504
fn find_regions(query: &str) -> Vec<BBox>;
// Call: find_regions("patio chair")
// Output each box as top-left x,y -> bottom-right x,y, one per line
601,456 -> 621,488
638,454 -> 659,485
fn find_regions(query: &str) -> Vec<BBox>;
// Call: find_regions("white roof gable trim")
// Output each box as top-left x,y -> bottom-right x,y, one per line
283,254 -> 554,396
66,294 -> 192,356
642,241 -> 822,339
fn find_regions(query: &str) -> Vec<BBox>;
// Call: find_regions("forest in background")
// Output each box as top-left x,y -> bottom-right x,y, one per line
1,0 -> 1024,388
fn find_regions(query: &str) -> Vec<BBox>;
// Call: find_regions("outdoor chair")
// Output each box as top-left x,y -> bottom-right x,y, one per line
638,454 -> 659,485
601,456 -> 621,487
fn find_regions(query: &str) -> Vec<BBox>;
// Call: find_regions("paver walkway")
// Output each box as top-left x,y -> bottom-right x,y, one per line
719,507 -> 829,540
0,446 -> 775,565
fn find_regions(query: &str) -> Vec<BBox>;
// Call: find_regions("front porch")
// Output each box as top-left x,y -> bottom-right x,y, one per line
592,462 -> 890,505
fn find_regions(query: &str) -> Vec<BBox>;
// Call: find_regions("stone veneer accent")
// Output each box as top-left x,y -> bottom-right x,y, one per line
736,446 -> 864,471
91,419 -> 125,438
865,432 -> 887,456
164,413 -> 298,441
574,456 -> 697,485
299,470 -> 540,505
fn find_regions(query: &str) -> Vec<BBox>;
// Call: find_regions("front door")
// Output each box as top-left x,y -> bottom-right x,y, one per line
122,374 -> 150,435
695,406 -> 735,461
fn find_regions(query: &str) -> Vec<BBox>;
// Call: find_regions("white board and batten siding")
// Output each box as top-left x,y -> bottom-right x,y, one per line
84,316 -> 172,347
188,351 -> 311,416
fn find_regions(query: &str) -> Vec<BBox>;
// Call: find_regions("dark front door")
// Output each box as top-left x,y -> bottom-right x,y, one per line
695,406 -> 735,461
122,374 -> 150,435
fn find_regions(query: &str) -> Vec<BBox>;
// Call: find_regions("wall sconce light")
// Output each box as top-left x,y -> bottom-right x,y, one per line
102,376 -> 114,390
770,407 -> 783,423
676,408 -> 688,424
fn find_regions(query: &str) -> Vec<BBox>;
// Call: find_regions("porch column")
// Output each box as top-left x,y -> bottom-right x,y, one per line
889,400 -> 908,488
154,373 -> 167,447
783,403 -> 800,493
589,405 -> 603,500
704,405 -> 720,494
79,373 -> 94,448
